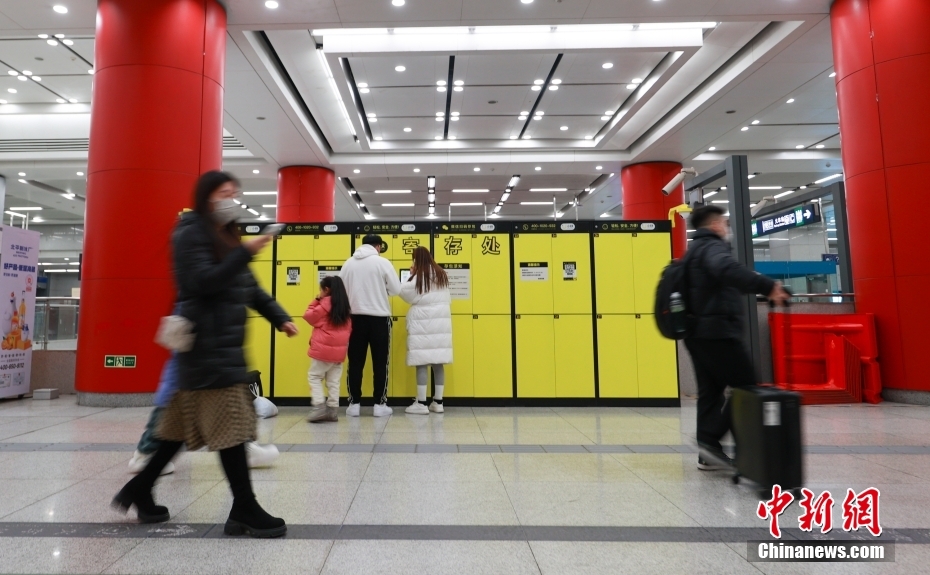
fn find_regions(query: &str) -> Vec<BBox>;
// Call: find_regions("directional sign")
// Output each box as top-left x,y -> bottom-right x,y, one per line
104,355 -> 137,368
751,203 -> 822,238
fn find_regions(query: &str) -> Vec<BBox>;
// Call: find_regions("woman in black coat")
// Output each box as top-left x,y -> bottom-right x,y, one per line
113,171 -> 298,538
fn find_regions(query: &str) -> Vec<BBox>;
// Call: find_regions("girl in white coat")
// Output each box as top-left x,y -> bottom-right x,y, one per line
400,247 -> 452,414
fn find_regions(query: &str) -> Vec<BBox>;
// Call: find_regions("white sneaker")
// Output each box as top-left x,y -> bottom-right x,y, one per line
127,450 -> 174,475
405,400 -> 429,415
246,442 -> 279,468
429,401 -> 444,414
373,403 -> 393,417
346,403 -> 361,417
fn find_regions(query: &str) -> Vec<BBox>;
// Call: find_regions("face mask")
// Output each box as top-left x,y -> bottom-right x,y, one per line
211,198 -> 240,225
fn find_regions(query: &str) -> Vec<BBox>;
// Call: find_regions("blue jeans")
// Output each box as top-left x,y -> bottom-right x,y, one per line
136,407 -> 164,455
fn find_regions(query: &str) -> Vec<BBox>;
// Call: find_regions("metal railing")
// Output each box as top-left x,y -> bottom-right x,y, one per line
34,297 -> 79,350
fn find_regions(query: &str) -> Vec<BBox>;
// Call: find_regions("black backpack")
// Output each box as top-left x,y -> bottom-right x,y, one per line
654,244 -> 704,340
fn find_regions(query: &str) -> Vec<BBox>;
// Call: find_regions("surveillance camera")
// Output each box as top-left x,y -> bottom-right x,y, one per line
750,196 -> 776,217
661,167 -> 697,196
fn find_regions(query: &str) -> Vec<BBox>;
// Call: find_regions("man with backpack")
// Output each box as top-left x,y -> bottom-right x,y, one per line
678,206 -> 789,470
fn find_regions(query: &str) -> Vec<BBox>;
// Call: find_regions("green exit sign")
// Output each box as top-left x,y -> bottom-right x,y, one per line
104,355 -> 137,368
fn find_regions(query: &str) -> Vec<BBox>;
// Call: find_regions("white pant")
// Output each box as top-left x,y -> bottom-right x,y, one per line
308,359 -> 343,407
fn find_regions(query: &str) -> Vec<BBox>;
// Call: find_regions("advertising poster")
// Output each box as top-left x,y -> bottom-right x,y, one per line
0,226 -> 39,398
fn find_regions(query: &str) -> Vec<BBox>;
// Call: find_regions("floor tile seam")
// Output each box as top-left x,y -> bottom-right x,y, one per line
343,453 -> 376,524
721,541 -> 767,573
99,535 -> 148,573
0,477 -> 84,521
841,450 -> 929,482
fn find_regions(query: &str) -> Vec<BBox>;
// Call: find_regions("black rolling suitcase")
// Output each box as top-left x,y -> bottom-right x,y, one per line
731,385 -> 803,497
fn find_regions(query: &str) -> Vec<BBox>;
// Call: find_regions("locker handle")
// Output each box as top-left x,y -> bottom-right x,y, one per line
473,315 -> 478,319
635,314 -> 641,319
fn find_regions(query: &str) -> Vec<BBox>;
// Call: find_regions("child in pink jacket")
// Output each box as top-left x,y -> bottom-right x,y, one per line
303,275 -> 352,423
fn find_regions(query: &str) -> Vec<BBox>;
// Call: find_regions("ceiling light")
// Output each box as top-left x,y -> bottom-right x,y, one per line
708,147 -> 716,151
47,40 -> 59,46
632,78 -> 642,84
531,86 -> 541,91
17,172 -> 25,176
521,0 -> 534,3
88,69 -> 94,74
814,173 -> 843,184
585,135 -> 593,140
392,0 -> 405,5
535,167 -> 542,171
17,76 -> 26,81
31,77 -> 41,82
533,116 -> 541,121
451,112 -> 459,116
773,190 -> 795,199
360,88 -> 370,94
605,110 -> 614,115
9,206 -> 41,211
452,189 -> 489,193
53,5 -> 68,13
473,167 -> 480,171
437,86 -> 446,92
38,34 -> 48,39
451,116 -> 459,121
353,169 -> 360,173
247,208 -> 260,215
748,186 -> 783,190
815,144 -> 825,149
357,83 -> 369,89
704,191 -> 718,198
374,190 -> 412,194
369,118 -> 377,123
54,98 -> 66,103
54,34 -> 64,38
501,192 -> 511,202
552,79 -> 562,85
428,193 -> 435,202
364,214 -> 375,220
32,217 -> 44,223
522,135 -> 531,139
62,193 -> 75,199
508,176 -> 520,187
382,203 -> 414,207
7,89 -> 16,94
17,179 -> 26,184
453,86 -> 463,92
437,80 -> 446,86
76,171 -> 84,176
560,126 -> 568,130
260,204 -> 277,209
800,186 -> 807,190
626,84 -> 636,90
435,136 -> 443,140
795,145 -> 804,149
436,112 -> 444,117
741,127 -> 749,131
600,116 -> 610,121
413,168 -> 420,173
548,85 -> 558,91
436,117 -> 443,121
395,65 -> 406,72
265,0 -> 278,7
518,116 -> 527,120
367,112 -> 376,117
493,206 -> 502,213
530,188 -> 567,192
520,202 -> 553,206
22,70 -> 31,76
450,202 -> 482,207
533,79 -> 544,85
454,80 -> 464,86
786,98 -> 795,104
751,120 -> 760,125
602,62 -> 613,69
509,135 -> 517,140
448,135 -> 457,140
747,174 -> 756,179
427,176 -> 436,187
829,72 -> 836,78
62,39 -> 73,46
710,200 -> 729,204
595,165 -> 603,170
374,136 -> 383,141
68,98 -> 77,103
404,127 -> 412,132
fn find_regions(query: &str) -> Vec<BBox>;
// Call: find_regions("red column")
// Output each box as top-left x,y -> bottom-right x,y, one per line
621,162 -> 687,259
277,166 -> 336,222
76,0 -> 226,402
832,0 -> 930,393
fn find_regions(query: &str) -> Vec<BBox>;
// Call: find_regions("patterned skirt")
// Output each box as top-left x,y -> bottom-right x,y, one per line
156,384 -> 256,451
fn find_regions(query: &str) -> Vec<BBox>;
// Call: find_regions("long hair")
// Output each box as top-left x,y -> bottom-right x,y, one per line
321,275 -> 351,327
411,246 -> 448,295
192,170 -> 242,257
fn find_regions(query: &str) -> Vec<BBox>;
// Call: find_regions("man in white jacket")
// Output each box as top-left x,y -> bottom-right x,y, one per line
339,234 -> 402,416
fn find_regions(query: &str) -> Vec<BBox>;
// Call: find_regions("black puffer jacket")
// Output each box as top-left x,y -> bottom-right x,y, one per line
172,212 -> 290,390
686,228 -> 776,340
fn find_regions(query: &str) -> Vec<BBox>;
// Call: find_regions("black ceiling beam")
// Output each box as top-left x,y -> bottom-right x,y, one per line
0,57 -> 70,101
518,53 -> 563,140
443,56 -> 455,139
341,58 -> 373,143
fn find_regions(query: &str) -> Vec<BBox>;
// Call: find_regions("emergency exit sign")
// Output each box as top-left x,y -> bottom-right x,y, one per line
751,202 -> 821,238
104,355 -> 137,368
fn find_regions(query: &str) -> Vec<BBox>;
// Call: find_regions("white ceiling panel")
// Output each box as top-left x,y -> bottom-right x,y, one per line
582,0 -> 718,19
333,0 -> 466,25
520,115 -> 605,139
537,84 -> 625,116
461,0 -> 591,22
455,85 -> 537,116
556,51 -> 662,85
455,53 -> 558,87
0,38 -> 92,75
444,116 -> 522,141
352,55 -> 449,88
0,75 -> 57,103
0,1 -> 96,31
224,0 -> 341,28
711,123 -> 840,152
39,75 -> 92,103
373,116 -> 449,141
359,86 -> 444,118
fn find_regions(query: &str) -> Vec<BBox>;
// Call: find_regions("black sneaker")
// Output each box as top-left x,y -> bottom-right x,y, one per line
697,456 -> 731,471
697,442 -> 734,470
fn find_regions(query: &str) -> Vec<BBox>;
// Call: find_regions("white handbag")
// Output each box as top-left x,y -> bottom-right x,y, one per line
154,315 -> 195,352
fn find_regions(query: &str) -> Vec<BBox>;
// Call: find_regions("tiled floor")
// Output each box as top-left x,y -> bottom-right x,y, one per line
0,395 -> 929,574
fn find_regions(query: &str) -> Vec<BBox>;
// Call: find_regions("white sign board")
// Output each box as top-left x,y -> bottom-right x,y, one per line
318,265 -> 341,285
0,226 -> 39,399
520,262 -> 549,281
442,264 -> 471,300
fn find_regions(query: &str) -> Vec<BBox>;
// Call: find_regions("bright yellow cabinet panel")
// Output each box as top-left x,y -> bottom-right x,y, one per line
472,234 -> 511,315
390,317 -> 417,399
514,234 -> 553,315
444,315 -> 474,397
275,262 -> 316,318
594,233 -> 635,315
273,330 -> 311,397
275,235 -> 314,261
554,315 -> 595,397
244,317 -> 272,396
435,233 -> 473,316
515,315 -> 555,397
552,234 -> 592,315
632,234 -> 671,314
635,314 -> 678,398
473,315 -> 513,397
247,259 -> 275,317
595,315 -> 639,398
314,234 -> 352,261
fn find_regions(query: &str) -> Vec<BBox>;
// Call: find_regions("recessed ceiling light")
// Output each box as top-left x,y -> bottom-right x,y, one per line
369,118 -> 377,123
437,86 -> 446,92
522,135 -> 531,139
403,127 -> 411,132
741,127 -> 749,131
38,34 -> 48,39
708,147 -> 716,151
800,185 -> 807,189
585,135 -> 593,140
560,126 -> 568,131
0,99 -> 6,104
795,145 -> 804,149
751,120 -> 760,125
436,117 -> 443,122
531,86 -> 541,91
436,112 -> 444,116
595,165 -> 603,170
747,174 -> 756,179
17,76 -> 25,81
454,86 -> 463,92
265,0 -> 279,7
829,72 -> 836,78
6,71 -> 15,75
374,136 -> 383,141
7,89 -> 16,94
518,115 -> 527,120
626,84 -> 636,90
68,98 -> 77,103
360,88 -> 370,94
56,98 -> 65,103
22,70 -> 32,76
74,171 -> 83,176
509,135 -> 517,140
47,39 -> 58,46
535,166 -> 541,171
632,78 -> 643,84
31,77 -> 41,82
816,144 -> 825,149
548,85 -> 558,91
392,0 -> 405,5
252,169 -> 260,174
473,167 -> 480,172
448,136 -> 457,140
521,0 -> 533,3
454,80 -> 464,86
18,172 -> 25,176
786,98 -> 795,104
533,116 -> 542,121
602,62 -> 613,69
605,110 -> 614,115
552,79 -> 562,85
395,65 -> 406,72
53,5 -> 68,13
600,116 -> 610,121
451,112 -> 459,116
413,168 -> 420,172
353,169 -> 360,173
55,34 -> 65,38
367,112 -> 376,118
62,39 -> 73,46
87,69 -> 94,74
435,136 -> 443,140
436,80 -> 446,86
451,116 -> 459,121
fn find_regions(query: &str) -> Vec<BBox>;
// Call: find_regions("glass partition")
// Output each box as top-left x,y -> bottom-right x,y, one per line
34,297 -> 79,350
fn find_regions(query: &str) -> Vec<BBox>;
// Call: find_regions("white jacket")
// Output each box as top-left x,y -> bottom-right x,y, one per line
340,245 -> 402,317
400,276 -> 453,366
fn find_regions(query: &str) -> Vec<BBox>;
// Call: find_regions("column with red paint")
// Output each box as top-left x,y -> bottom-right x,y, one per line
76,0 -> 226,401
620,162 -> 687,259
277,166 -> 336,222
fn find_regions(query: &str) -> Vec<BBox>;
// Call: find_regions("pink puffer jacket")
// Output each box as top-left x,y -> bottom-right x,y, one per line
303,297 -> 352,363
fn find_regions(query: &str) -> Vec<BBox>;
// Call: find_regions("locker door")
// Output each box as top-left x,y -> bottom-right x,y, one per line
444,315 -> 474,397
635,315 -> 678,398
383,234 -> 428,262
314,234 -> 352,261
276,235 -> 314,261
273,330 -> 311,397
244,317 -> 272,396
594,233 -> 635,314
632,233 -> 671,314
275,262 -> 316,319
247,259 -> 275,316
473,315 -> 513,397
513,234 -> 553,315
435,233 -> 472,316
472,234 -> 511,315
551,234 -> 592,315
515,315 -> 555,397
244,233 -> 274,261
596,315 -> 639,398
554,315 -> 595,397
390,317 -> 417,399
391,261 -> 413,316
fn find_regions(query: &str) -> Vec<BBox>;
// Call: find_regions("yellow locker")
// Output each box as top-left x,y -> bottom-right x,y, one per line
244,317 -> 272,396
554,315 -> 595,397
390,317 -> 417,399
444,315 -> 474,397
515,315 -> 555,397
473,315 -> 513,397
594,233 -> 635,314
276,234 -> 314,261
314,234 -> 352,261
514,234 -> 554,315
552,234 -> 593,315
632,234 -> 671,314
435,233 -> 473,315
275,261 -> 316,319
242,233 -> 273,261
273,330 -> 311,397
391,261 -> 413,317
473,234 -> 511,315
595,315 -> 639,398
246,259 -> 275,317
635,314 -> 678,398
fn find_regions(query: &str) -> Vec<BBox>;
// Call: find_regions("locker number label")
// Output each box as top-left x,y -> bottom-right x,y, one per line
520,262 -> 549,281
286,266 -> 301,285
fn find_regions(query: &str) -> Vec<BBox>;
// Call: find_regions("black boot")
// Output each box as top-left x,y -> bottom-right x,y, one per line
220,443 -> 286,538
112,440 -> 182,523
